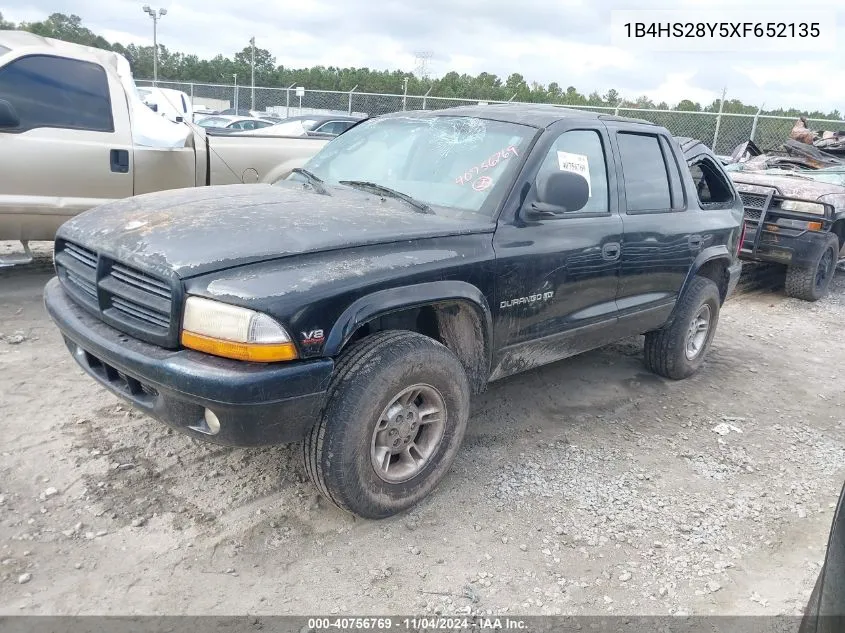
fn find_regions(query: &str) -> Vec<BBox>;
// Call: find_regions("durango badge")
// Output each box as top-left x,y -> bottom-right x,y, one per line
500,291 -> 554,309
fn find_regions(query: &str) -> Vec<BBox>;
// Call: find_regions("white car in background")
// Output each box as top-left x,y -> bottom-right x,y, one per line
194,115 -> 278,131
136,86 -> 194,123
238,114 -> 364,137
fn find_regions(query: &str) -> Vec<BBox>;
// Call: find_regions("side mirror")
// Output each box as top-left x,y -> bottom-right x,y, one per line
524,170 -> 590,219
0,99 -> 20,129
800,481 -> 845,633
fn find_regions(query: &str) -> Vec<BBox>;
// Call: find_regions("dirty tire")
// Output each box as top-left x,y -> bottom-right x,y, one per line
644,276 -> 721,380
784,238 -> 839,302
302,330 -> 471,519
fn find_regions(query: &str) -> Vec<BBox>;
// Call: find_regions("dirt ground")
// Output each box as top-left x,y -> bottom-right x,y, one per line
1,241 -> 844,617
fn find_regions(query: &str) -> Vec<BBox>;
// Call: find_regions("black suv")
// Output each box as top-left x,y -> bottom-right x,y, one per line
44,105 -> 744,519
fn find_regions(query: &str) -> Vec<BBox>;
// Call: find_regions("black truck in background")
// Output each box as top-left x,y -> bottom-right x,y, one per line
44,105 -> 744,519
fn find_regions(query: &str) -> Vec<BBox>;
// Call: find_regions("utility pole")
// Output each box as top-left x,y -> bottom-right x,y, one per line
142,5 -> 167,84
249,36 -> 255,110
233,73 -> 238,113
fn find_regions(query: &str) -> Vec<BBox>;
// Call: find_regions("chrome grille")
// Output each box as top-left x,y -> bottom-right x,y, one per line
739,191 -> 768,210
54,239 -> 179,348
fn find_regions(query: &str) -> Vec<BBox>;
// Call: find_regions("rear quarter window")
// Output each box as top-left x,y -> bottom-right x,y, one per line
689,157 -> 735,208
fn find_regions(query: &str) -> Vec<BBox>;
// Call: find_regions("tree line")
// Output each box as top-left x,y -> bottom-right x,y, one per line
1,12 -> 841,120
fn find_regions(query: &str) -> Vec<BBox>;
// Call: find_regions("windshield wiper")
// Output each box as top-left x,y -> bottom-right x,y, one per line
291,167 -> 330,195
339,180 -> 434,214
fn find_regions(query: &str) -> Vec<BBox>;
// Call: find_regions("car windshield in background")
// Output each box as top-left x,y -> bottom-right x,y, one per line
196,117 -> 228,128
294,115 -> 535,216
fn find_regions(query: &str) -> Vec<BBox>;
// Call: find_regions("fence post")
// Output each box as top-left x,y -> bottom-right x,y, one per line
749,104 -> 764,143
508,93 -> 518,102
348,85 -> 358,115
614,102 -> 621,116
402,77 -> 409,111
189,82 -> 194,102
286,82 -> 296,118
422,87 -> 432,110
712,87 -> 727,151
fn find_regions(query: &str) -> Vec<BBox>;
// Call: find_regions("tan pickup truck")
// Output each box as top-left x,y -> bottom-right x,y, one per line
0,31 -> 329,262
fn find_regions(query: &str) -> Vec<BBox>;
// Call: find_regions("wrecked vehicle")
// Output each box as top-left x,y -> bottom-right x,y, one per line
44,105 -> 744,519
0,31 -> 327,263
789,116 -> 845,156
726,144 -> 845,301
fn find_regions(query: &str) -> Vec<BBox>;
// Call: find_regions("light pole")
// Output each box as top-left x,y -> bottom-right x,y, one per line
249,36 -> 255,110
142,5 -> 167,84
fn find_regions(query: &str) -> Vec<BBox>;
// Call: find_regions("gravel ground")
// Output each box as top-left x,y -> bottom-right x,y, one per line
0,240 -> 843,617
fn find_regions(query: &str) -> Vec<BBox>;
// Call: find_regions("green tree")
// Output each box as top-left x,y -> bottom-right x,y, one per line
20,13 -> 112,50
0,11 -> 15,29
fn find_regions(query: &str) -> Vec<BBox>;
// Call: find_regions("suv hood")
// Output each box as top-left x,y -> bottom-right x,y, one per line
57,182 -> 493,278
728,171 -> 845,201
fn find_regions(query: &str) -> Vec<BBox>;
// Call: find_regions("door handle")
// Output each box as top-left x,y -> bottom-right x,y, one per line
688,235 -> 703,250
602,242 -> 621,261
110,149 -> 129,174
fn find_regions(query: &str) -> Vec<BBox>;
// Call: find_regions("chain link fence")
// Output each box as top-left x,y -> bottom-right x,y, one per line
137,80 -> 845,155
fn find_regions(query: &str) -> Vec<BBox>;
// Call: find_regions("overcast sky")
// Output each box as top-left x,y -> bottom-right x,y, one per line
4,0 -> 844,112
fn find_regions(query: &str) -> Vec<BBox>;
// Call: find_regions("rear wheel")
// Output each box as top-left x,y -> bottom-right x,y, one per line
785,239 -> 838,302
302,331 -> 470,519
644,276 -> 721,380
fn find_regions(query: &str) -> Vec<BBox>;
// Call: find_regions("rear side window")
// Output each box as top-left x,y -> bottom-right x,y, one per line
689,157 -> 735,208
617,132 -> 673,212
0,54 -> 114,133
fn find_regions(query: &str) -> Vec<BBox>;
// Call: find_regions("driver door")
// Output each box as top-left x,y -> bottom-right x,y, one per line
490,123 -> 624,380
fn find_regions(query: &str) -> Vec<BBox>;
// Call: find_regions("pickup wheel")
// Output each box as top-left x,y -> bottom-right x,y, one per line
643,276 -> 721,380
302,331 -> 471,519
784,238 -> 839,302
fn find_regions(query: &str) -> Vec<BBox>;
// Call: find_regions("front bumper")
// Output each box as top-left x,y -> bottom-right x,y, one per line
741,230 -> 833,268
44,277 -> 333,447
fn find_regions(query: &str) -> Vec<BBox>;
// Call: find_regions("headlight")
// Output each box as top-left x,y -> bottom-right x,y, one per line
774,218 -> 823,231
180,296 -> 297,362
779,200 -> 826,215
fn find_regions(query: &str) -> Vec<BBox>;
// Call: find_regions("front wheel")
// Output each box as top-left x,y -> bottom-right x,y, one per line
785,238 -> 839,302
644,276 -> 721,380
302,331 -> 471,519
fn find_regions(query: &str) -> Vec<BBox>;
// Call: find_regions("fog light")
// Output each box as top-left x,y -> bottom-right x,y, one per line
204,408 -> 221,435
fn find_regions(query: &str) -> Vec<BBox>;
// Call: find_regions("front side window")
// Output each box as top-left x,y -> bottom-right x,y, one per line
297,115 -> 535,216
0,54 -> 113,133
617,132 -> 673,212
536,129 -> 610,213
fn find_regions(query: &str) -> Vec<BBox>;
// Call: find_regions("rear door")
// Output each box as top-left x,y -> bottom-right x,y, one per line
491,122 -> 624,379
0,53 -> 133,241
607,126 -> 701,329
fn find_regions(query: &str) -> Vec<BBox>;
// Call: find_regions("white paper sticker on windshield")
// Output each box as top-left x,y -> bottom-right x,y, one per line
556,151 -> 591,196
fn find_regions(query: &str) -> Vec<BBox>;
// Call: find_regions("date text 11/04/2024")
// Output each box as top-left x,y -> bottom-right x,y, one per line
623,21 -> 821,38
307,617 -> 528,630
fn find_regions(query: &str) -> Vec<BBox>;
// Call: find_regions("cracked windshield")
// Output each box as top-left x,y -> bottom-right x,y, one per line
293,115 -> 534,215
